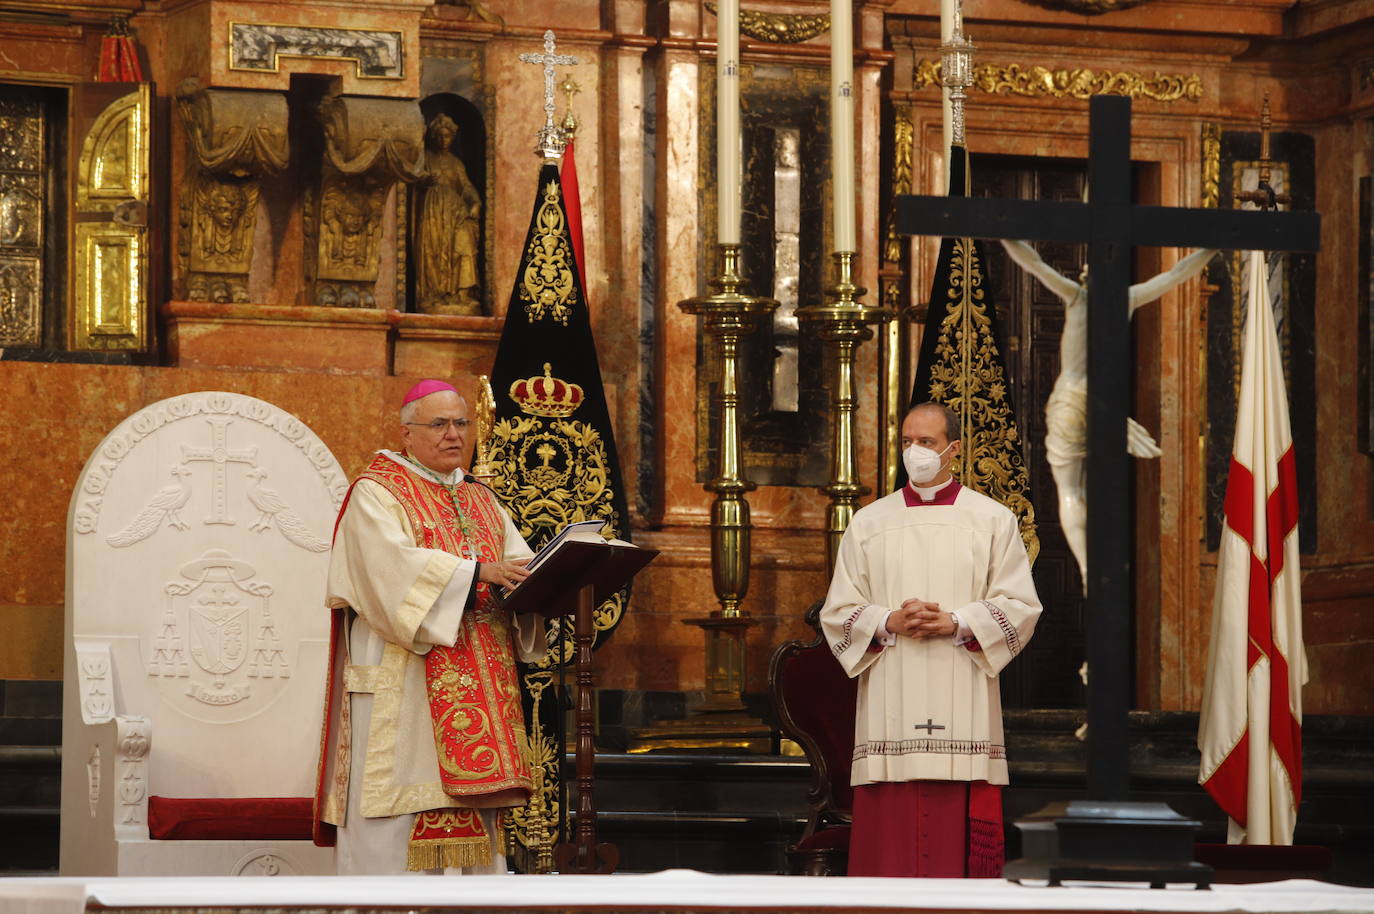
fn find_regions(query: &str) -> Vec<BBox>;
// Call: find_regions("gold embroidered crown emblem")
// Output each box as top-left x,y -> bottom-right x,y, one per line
509,363 -> 584,418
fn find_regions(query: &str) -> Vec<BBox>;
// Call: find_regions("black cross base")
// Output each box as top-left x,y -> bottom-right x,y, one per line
1003,801 -> 1211,889
896,95 -> 1319,887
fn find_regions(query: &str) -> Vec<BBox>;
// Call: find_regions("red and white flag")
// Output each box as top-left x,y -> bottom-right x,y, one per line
561,138 -> 589,298
1198,249 -> 1307,845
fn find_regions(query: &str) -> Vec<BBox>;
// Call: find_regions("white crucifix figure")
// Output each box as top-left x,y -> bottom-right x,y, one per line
1000,240 -> 1216,590
180,417 -> 258,525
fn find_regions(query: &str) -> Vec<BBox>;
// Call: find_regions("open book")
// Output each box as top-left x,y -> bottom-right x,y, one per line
520,520 -> 634,577
500,521 -> 652,617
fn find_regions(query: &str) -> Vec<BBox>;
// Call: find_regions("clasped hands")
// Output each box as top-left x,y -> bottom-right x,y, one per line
479,558 -> 532,590
885,598 -> 957,639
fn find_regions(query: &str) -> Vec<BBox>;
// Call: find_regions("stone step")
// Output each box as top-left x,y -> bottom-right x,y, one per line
0,745 -> 60,807
562,752 -> 811,873
0,805 -> 59,874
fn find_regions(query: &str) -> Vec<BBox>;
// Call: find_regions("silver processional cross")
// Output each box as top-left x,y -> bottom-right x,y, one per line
519,30 -> 578,158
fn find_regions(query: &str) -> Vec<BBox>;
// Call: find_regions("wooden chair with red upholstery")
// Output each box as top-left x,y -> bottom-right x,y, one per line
769,600 -> 858,875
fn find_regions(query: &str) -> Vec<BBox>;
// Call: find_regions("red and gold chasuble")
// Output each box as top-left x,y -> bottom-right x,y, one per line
359,453 -> 533,869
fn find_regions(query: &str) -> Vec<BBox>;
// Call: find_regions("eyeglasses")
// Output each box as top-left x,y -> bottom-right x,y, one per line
405,418 -> 472,433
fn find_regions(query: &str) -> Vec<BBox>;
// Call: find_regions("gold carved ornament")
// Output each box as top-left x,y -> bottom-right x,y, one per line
914,60 -> 1202,103
704,2 -> 830,43
485,363 -> 625,870
74,85 -> 150,351
520,180 -> 577,325
1201,122 -> 1221,209
927,239 -> 1040,562
0,94 -> 44,348
883,113 -> 915,267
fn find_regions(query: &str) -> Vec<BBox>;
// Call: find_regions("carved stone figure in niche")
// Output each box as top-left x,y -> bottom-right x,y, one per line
416,114 -> 483,314
192,179 -> 257,275
310,95 -> 424,308
175,79 -> 289,305
322,184 -> 376,272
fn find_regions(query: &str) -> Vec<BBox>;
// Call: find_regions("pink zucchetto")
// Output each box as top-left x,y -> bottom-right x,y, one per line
402,379 -> 458,406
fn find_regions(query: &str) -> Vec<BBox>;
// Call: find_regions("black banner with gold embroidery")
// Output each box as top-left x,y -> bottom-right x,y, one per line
907,145 -> 1039,562
487,162 -> 630,872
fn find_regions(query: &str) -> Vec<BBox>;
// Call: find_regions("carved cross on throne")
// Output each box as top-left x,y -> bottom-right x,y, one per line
180,418 -> 258,525
896,95 -> 1320,885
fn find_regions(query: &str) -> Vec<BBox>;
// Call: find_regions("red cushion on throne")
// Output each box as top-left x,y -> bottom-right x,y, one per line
147,796 -> 314,841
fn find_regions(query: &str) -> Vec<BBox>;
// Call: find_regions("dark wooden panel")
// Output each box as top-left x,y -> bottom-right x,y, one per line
969,154 -> 1088,711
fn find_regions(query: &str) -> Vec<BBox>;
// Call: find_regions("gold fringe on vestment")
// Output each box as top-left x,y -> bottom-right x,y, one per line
406,835 -> 492,871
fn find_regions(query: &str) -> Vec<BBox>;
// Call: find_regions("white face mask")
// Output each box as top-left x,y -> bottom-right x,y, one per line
903,441 -> 954,485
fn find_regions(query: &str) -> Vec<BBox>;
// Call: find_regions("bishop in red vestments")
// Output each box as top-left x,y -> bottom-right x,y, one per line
315,380 -> 545,875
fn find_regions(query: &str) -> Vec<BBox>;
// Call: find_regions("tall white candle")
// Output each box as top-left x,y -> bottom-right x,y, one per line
831,0 -> 855,253
718,0 -> 741,246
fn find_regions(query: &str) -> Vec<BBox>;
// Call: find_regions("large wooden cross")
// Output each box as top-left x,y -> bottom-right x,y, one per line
896,96 -> 1320,804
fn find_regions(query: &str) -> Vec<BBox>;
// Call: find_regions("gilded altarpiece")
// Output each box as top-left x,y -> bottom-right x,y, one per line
0,91 -> 44,348
695,64 -> 833,487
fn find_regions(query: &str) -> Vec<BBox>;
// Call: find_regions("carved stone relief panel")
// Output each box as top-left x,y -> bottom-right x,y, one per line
86,744 -> 101,817
175,80 -> 289,304
307,95 -> 424,307
0,93 -> 44,347
114,716 -> 150,832
67,392 -> 343,801
232,849 -> 299,876
230,23 -> 405,80
74,641 -> 116,724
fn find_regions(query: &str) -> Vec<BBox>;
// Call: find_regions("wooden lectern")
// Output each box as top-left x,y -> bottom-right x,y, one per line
502,539 -> 658,874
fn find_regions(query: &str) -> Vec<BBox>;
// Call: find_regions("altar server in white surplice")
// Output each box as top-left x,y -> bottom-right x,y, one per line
820,402 -> 1042,878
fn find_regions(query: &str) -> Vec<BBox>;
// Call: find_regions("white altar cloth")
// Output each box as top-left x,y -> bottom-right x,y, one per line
3,872 -> 1374,914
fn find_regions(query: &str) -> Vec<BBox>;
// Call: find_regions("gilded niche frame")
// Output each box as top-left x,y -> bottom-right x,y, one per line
695,62 -> 835,487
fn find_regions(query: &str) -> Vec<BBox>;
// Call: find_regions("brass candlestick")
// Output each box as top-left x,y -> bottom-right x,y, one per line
797,251 -> 890,576
680,243 -> 777,709
628,244 -> 777,751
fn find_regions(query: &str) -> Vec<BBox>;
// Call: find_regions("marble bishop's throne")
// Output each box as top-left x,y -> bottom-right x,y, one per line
60,392 -> 341,876
770,601 -> 858,875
